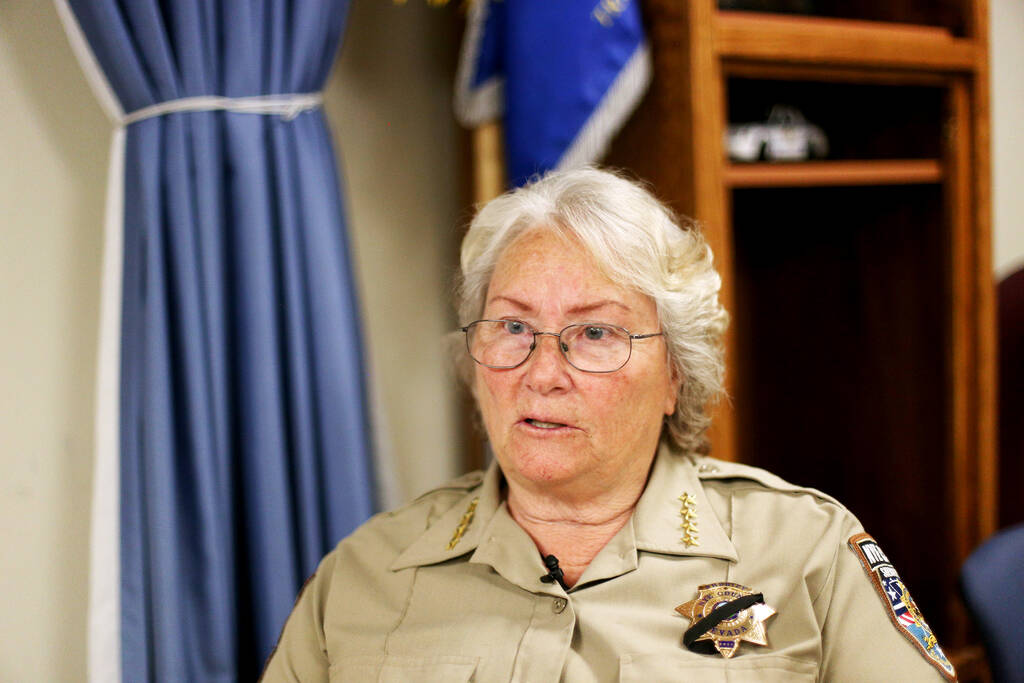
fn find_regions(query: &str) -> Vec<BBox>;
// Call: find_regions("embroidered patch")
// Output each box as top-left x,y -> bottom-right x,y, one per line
848,533 -> 956,680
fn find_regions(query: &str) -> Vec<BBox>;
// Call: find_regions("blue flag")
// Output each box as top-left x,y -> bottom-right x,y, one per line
456,0 -> 651,187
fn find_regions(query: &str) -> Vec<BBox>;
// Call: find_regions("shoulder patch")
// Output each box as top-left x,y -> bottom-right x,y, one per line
848,533 -> 956,680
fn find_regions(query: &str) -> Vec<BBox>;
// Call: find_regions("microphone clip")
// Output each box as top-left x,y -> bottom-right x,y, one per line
540,554 -> 568,590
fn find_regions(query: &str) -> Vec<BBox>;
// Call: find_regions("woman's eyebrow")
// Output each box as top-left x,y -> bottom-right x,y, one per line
486,296 -> 630,317
486,295 -> 532,311
567,299 -> 630,316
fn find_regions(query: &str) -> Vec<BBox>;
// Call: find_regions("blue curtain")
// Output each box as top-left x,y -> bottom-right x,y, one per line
66,1 -> 375,679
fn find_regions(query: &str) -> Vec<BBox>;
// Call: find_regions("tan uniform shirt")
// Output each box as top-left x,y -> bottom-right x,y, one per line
262,445 -> 953,682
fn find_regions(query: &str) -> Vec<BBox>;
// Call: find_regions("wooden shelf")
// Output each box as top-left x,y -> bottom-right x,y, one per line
725,159 -> 943,188
715,11 -> 979,71
605,0 -> 993,660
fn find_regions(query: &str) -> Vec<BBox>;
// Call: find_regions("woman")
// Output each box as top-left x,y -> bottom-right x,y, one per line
262,168 -> 955,681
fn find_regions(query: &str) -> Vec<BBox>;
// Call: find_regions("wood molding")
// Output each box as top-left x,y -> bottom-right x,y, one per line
716,11 -> 978,71
723,61 -> 952,87
945,76 -> 975,647
968,0 -> 997,544
689,0 -> 738,462
725,159 -> 942,188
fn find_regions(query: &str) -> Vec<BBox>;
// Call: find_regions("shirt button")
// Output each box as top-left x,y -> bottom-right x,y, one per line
552,597 -> 568,614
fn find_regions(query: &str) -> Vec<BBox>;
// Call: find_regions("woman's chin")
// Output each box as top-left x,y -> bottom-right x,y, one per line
500,444 -> 589,489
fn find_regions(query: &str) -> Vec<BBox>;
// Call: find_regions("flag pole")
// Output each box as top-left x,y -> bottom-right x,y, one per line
472,121 -> 505,204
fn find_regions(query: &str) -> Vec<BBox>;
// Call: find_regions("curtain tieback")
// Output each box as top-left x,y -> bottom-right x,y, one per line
122,93 -> 323,125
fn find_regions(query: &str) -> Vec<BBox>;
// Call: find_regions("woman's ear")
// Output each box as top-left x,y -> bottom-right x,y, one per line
664,360 -> 682,416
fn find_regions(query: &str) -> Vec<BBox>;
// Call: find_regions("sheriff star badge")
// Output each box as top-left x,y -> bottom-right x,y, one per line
676,582 -> 777,658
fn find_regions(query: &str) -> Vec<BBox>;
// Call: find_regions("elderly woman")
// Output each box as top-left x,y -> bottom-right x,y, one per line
262,168 -> 954,681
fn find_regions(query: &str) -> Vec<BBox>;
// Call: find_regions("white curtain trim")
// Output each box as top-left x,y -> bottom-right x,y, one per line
88,127 -> 126,683
122,93 -> 323,124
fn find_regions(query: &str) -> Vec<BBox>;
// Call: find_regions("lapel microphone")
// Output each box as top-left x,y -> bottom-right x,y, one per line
540,554 -> 568,590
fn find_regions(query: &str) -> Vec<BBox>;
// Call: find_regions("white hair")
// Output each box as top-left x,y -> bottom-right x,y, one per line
456,166 -> 729,455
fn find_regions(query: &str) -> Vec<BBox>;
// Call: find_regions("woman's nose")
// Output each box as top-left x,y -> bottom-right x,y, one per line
523,333 -> 572,392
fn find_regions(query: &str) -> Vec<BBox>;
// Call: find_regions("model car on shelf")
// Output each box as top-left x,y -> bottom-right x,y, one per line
726,105 -> 829,162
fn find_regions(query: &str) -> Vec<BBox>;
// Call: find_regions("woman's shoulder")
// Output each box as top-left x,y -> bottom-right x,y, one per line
687,455 -> 861,536
693,455 -> 849,509
330,469 -> 488,561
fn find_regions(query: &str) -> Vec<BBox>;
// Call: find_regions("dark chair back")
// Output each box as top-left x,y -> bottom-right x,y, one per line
960,522 -> 1024,683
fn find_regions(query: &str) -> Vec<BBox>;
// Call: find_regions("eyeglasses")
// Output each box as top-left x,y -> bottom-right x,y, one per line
462,319 -> 664,373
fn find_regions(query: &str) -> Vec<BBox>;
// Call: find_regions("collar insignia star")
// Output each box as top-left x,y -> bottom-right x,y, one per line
678,492 -> 699,547
446,497 -> 478,550
676,582 -> 777,658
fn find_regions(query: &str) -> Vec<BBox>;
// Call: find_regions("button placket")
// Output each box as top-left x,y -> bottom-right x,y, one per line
511,592 -> 575,681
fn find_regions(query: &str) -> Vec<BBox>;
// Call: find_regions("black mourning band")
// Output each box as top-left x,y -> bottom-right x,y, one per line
682,593 -> 765,651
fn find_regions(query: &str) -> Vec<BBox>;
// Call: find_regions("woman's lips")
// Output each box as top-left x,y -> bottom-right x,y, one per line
524,418 -> 567,429
520,417 -> 580,434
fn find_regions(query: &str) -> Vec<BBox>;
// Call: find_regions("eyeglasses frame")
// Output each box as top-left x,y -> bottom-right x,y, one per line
461,319 -> 664,374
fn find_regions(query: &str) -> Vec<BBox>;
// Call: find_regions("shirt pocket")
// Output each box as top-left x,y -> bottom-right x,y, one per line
619,652 -> 816,682
330,654 -> 478,683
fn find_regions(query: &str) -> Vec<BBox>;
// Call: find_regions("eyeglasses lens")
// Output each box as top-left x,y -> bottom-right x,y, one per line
466,321 -> 630,372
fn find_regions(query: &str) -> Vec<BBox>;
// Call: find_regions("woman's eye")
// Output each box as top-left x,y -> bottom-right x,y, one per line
584,326 -> 607,340
504,320 -> 527,335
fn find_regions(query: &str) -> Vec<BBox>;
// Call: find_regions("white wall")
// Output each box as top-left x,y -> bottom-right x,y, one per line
0,2 -> 107,680
991,0 -> 1024,279
327,0 -> 463,505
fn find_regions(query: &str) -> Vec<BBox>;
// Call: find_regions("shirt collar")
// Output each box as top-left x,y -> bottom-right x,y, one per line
391,442 -> 738,572
632,442 -> 738,563
391,458 -> 504,571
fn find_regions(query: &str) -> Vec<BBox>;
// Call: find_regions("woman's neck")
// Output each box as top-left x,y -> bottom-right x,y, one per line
506,479 -> 644,588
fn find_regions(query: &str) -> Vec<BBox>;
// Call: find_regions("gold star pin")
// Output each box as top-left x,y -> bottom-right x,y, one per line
676,582 -> 777,658
678,492 -> 699,547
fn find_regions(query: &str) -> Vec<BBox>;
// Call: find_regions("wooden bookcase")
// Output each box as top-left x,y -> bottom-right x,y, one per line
604,0 -> 996,676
